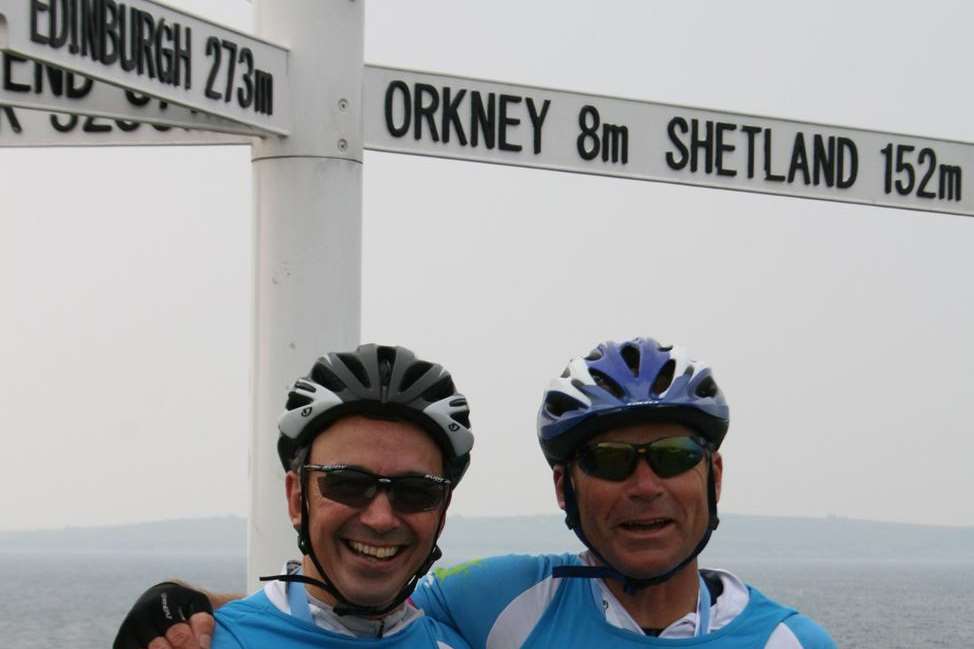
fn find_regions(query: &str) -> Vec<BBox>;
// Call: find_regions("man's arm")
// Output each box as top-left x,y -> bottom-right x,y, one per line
113,581 -> 241,649
411,554 -> 571,649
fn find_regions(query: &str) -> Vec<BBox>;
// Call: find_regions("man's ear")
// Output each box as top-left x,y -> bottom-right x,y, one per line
285,470 -> 302,529
552,465 -> 568,511
712,451 -> 723,503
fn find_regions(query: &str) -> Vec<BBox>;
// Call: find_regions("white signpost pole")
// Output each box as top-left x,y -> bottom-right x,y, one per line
248,0 -> 363,591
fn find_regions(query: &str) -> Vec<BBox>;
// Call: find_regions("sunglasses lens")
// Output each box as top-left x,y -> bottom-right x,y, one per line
315,469 -> 447,513
390,477 -> 449,513
647,437 -> 705,478
577,437 -> 706,481
578,443 -> 637,481
316,469 -> 376,508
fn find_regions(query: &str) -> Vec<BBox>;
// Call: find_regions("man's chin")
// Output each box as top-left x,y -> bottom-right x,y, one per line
604,551 -> 687,581
332,568 -> 416,610
342,592 -> 398,611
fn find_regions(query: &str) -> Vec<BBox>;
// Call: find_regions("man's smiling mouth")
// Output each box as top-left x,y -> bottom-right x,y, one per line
344,540 -> 403,560
619,518 -> 672,531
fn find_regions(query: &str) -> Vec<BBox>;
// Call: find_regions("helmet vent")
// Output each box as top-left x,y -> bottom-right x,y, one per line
421,376 -> 456,402
311,363 -> 347,392
337,353 -> 371,388
584,348 -> 603,361
589,368 -> 625,399
376,346 -> 398,386
620,344 -> 641,377
399,361 -> 433,392
695,376 -> 719,398
286,392 -> 314,410
658,344 -> 673,352
544,391 -> 586,417
560,366 -> 570,378
651,359 -> 676,396
451,411 -> 471,429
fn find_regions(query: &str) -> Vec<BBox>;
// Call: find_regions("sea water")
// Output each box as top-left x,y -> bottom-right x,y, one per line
1,551 -> 970,648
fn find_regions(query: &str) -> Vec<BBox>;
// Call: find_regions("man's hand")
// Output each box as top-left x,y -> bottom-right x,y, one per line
113,582 -> 215,649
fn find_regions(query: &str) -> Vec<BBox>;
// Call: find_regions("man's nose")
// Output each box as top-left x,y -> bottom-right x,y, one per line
628,456 -> 666,497
358,488 -> 399,532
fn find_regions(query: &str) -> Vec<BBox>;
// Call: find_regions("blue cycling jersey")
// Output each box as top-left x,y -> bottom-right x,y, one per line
212,590 -> 470,649
411,553 -> 836,649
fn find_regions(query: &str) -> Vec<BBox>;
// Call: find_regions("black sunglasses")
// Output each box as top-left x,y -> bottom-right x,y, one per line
576,436 -> 709,481
304,464 -> 451,514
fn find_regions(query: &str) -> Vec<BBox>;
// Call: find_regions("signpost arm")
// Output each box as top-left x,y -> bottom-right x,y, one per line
249,0 -> 364,591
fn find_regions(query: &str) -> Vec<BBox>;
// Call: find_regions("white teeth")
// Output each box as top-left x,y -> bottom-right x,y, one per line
348,540 -> 400,559
624,519 -> 668,528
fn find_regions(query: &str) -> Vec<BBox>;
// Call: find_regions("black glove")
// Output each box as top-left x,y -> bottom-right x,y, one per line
113,581 -> 213,649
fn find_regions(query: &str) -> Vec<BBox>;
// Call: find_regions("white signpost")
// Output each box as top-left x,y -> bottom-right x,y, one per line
365,66 -> 972,218
9,63 -> 972,219
0,0 -> 290,134
0,51 -> 267,139
1,0 -> 972,593
0,82 -> 254,148
0,102 -> 252,146
0,0 -> 353,584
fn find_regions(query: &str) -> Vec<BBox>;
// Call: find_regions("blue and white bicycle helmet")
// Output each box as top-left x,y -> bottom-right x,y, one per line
538,337 -> 728,465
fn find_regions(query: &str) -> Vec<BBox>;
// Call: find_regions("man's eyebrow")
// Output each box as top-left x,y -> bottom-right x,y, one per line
326,464 -> 438,478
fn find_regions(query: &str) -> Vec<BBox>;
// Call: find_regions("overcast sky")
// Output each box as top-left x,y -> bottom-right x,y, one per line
2,0 -> 973,533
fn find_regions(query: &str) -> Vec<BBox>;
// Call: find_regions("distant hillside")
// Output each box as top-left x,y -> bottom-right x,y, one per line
2,514 -> 972,563
440,513 -> 974,564
702,514 -> 974,562
0,516 -> 246,556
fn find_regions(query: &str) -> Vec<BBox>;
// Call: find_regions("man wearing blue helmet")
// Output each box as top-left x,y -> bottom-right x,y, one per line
115,338 -> 835,648
410,337 -> 835,648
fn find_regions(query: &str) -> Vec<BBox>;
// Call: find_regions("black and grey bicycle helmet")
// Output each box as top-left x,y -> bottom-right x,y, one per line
277,343 -> 473,483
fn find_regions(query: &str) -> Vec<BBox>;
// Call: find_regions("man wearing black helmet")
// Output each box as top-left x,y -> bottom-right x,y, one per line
114,344 -> 472,649
116,338 -> 835,648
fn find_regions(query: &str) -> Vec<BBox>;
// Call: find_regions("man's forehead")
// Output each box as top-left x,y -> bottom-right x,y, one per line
308,414 -> 444,473
591,420 -> 696,443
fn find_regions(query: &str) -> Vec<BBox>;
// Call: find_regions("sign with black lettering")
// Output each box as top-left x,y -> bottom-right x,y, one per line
0,0 -> 289,135
1,52 -> 267,137
364,65 -> 974,217
0,102 -> 251,146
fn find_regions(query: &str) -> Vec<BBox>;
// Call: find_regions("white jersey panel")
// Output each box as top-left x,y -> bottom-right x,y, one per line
485,574 -> 562,649
766,623 -> 808,648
